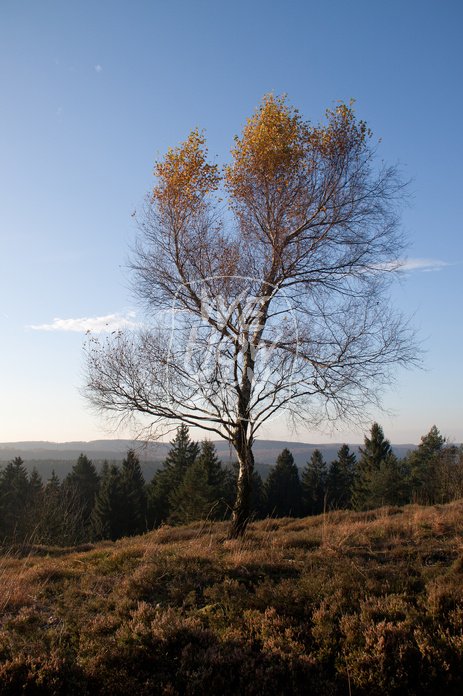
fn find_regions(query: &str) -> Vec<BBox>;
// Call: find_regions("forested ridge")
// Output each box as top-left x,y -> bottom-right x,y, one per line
1,423 -> 462,548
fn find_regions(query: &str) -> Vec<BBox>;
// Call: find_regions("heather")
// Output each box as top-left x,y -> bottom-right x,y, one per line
1,501 -> 463,695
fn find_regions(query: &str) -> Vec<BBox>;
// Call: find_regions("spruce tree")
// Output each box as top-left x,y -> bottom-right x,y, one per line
352,423 -> 401,510
29,468 -> 44,499
0,457 -> 31,541
23,468 -> 44,540
34,470 -> 87,545
404,425 -> 446,504
250,469 -> 266,520
147,425 -> 199,527
91,463 -> 125,540
326,444 -> 356,509
120,450 -> 147,536
367,452 -> 402,508
170,440 -> 228,523
301,449 -> 327,515
325,458 -> 343,510
35,471 -> 61,544
264,448 -> 303,518
64,453 -> 100,525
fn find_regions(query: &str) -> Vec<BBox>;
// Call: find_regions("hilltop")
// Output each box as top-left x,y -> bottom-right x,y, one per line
1,501 -> 462,694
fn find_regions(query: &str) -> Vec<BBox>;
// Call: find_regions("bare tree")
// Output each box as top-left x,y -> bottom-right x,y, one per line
84,95 -> 418,537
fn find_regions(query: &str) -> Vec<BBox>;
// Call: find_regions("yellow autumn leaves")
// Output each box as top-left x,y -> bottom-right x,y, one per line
152,128 -> 220,217
150,93 -> 372,223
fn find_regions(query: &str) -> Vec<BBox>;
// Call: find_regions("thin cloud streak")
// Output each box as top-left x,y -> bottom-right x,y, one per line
28,312 -> 139,333
372,257 -> 452,274
401,258 -> 451,272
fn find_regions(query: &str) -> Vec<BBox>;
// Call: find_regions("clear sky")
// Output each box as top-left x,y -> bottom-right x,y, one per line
1,0 -> 462,446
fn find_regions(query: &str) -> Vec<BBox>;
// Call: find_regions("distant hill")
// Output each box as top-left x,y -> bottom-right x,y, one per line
0,438 -> 416,469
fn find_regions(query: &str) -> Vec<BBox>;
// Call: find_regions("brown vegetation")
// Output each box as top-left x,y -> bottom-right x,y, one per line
1,502 -> 462,694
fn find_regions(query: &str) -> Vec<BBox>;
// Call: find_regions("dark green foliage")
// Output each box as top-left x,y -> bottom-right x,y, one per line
405,425 -> 446,504
120,450 -> 147,535
250,468 -> 266,519
28,467 -> 44,498
147,425 -> 200,527
0,457 -> 31,541
368,453 -> 404,508
0,457 -> 52,543
326,444 -> 356,509
169,440 -> 228,523
64,453 -> 100,525
430,444 -> 463,503
353,423 -> 402,510
359,422 -> 394,469
45,469 -> 61,497
1,424 -> 461,550
164,424 -> 200,491
301,449 -> 327,515
31,470 -> 89,546
91,463 -> 126,541
264,448 -> 303,518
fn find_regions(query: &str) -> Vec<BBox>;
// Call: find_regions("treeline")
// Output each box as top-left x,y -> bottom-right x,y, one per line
264,423 -> 463,517
0,426 -> 236,546
1,423 -> 462,547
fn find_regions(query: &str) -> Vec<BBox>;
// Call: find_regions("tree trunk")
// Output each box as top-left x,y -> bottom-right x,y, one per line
229,431 -> 254,539
228,314 -> 259,539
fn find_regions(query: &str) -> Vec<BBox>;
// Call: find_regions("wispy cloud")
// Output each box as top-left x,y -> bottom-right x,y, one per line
359,256 -> 451,277
28,312 -> 139,333
400,258 -> 451,273
95,64 -> 102,73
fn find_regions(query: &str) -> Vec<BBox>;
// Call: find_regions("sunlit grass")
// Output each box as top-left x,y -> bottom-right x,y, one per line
1,501 -> 462,694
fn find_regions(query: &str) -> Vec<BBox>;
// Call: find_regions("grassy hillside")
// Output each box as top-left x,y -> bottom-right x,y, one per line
1,502 -> 463,695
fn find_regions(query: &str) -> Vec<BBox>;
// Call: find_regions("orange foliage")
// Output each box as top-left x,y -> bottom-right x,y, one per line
152,127 -> 220,219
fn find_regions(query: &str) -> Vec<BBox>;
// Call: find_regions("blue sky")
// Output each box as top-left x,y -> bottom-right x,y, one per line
1,0 -> 462,445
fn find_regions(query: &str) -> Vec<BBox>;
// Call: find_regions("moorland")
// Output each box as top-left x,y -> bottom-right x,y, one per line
1,501 -> 462,695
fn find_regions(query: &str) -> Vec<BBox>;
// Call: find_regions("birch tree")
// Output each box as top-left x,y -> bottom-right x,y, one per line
84,94 -> 418,537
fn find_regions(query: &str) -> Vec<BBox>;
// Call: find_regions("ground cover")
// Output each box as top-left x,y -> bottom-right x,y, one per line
1,502 -> 462,694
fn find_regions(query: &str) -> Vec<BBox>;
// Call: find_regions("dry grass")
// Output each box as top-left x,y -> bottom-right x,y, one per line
0,502 -> 462,694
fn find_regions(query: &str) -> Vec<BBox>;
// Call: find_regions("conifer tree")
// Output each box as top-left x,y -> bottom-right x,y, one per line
250,469 -> 266,519
147,425 -> 199,527
120,450 -> 147,536
64,453 -> 100,525
33,471 -> 60,544
170,440 -> 229,523
301,449 -> 327,515
325,458 -> 343,510
91,463 -> 125,540
359,422 -> 393,469
367,452 -> 403,508
326,444 -> 357,509
352,423 -> 401,509
28,468 -> 44,499
264,448 -> 303,518
22,467 -> 44,540
33,470 -> 88,545
0,457 -> 31,541
404,425 -> 446,504
430,443 -> 463,503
